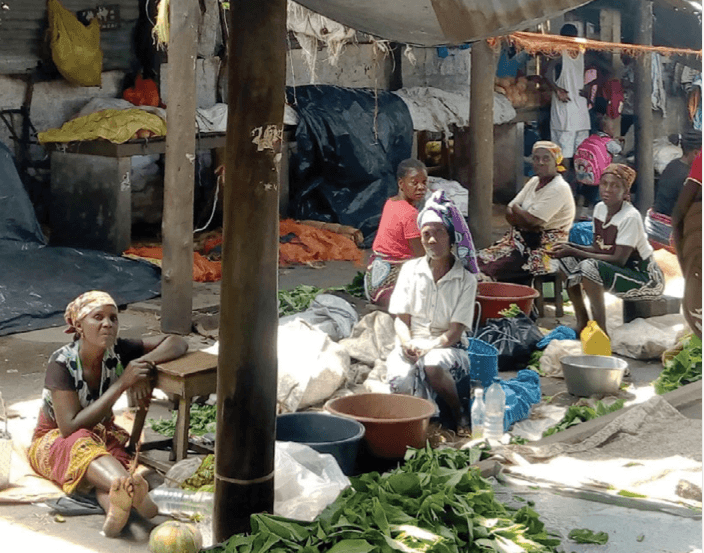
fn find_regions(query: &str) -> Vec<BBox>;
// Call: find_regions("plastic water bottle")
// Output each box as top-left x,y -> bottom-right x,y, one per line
149,487 -> 214,517
484,380 -> 505,444
470,387 -> 485,440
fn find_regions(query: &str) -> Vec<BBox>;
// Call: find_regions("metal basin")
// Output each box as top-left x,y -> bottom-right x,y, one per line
560,355 -> 628,397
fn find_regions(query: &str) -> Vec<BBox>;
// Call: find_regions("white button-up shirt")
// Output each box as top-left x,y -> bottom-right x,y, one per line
389,255 -> 477,346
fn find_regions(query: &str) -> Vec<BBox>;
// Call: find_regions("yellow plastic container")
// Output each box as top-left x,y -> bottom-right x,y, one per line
581,321 -> 611,356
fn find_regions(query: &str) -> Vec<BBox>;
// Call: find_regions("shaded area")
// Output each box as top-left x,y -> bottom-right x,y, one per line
0,142 -> 161,336
286,85 -> 413,247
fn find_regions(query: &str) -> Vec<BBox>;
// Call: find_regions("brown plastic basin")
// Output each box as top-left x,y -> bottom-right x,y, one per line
324,393 -> 436,459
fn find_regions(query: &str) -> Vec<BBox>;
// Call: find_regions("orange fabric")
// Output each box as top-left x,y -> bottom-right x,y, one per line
123,246 -> 222,282
123,75 -> 160,107
279,219 -> 363,266
488,32 -> 701,59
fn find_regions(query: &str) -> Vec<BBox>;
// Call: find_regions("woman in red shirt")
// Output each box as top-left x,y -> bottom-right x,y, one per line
364,159 -> 427,309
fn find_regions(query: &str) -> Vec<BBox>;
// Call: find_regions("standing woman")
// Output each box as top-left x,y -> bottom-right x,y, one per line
550,165 -> 664,334
478,141 -> 576,283
28,291 -> 188,537
364,159 -> 428,310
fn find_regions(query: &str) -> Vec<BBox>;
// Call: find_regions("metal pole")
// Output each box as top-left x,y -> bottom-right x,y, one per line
214,0 -> 286,542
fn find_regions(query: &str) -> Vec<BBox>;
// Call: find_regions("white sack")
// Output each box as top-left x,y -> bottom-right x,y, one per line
611,314 -> 686,360
538,339 -> 583,377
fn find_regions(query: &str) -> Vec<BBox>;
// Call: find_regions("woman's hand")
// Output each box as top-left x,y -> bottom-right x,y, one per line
401,343 -> 421,363
120,359 -> 154,391
549,243 -> 578,258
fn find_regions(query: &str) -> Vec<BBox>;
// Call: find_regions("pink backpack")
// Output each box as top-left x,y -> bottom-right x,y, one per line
574,134 -> 613,186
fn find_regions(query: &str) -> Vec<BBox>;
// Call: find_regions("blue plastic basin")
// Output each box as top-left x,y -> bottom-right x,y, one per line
276,412 -> 365,475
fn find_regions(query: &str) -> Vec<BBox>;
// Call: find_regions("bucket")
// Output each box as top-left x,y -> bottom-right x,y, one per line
276,412 -> 365,475
476,282 -> 540,325
325,393 -> 435,459
0,392 -> 11,490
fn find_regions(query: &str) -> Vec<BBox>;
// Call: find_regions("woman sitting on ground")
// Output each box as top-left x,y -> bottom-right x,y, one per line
28,291 -> 188,538
478,141 -> 576,284
386,191 -> 478,431
550,164 -> 665,335
364,159 -> 428,310
645,130 -> 702,253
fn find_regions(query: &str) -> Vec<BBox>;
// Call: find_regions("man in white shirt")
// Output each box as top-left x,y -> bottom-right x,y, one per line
386,204 -> 478,430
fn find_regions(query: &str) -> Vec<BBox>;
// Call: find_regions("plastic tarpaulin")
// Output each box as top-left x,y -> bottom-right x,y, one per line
286,85 -> 414,247
0,142 -> 161,336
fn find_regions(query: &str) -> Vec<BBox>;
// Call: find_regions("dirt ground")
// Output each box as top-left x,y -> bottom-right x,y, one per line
0,208 -> 693,552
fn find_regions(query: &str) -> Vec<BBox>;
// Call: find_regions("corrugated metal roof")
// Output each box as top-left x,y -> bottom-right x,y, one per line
0,0 -> 139,74
293,0 -> 594,46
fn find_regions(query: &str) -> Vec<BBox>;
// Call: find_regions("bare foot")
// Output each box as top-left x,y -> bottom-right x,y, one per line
103,476 -> 134,538
131,472 -> 158,519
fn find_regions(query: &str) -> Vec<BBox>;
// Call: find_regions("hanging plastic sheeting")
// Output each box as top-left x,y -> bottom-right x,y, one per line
0,142 -> 161,336
287,2 -> 357,83
286,85 -> 413,247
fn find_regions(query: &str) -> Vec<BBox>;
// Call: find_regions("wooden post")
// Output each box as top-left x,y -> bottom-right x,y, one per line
214,0 -> 286,542
468,40 -> 495,249
634,0 -> 654,215
160,0 -> 198,334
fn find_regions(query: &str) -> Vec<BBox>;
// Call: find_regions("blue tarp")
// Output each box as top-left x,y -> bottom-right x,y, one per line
0,142 -> 161,336
286,85 -> 414,247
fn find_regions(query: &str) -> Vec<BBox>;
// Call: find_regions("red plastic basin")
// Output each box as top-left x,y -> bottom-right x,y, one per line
324,393 -> 435,459
476,282 -> 540,324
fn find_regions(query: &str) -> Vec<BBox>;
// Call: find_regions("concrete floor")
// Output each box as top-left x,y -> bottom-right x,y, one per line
0,208 -> 695,552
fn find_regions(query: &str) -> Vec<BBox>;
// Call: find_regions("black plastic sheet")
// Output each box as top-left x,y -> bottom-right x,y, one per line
0,142 -> 161,336
286,85 -> 414,247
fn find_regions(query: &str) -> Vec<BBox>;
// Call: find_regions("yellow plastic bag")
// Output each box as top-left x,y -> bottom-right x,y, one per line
47,0 -> 103,86
581,320 -> 611,356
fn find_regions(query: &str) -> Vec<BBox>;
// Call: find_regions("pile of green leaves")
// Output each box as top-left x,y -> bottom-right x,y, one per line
211,445 -> 561,553
149,403 -> 217,437
182,454 -> 215,492
498,303 -> 522,318
653,334 -> 702,395
278,273 -> 366,317
567,529 -> 609,544
542,399 -> 625,437
526,350 -> 544,375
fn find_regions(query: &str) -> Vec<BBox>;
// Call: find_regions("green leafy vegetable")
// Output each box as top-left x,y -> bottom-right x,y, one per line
499,303 -> 522,318
543,400 -> 625,437
182,454 -> 215,492
617,490 -> 646,498
568,528 -> 609,544
209,445 -> 562,552
149,403 -> 217,437
527,350 -> 544,375
278,273 -> 366,317
654,334 -> 702,394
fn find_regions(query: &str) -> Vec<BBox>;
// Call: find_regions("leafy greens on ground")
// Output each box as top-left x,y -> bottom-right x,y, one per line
567,528 -> 609,544
542,399 -> 625,437
211,444 -> 561,552
653,334 -> 702,395
149,403 -> 216,437
278,273 -> 366,317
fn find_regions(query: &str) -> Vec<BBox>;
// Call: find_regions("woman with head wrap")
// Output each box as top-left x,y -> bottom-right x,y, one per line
364,159 -> 428,310
386,192 -> 478,431
28,291 -> 188,538
551,164 -> 665,335
645,129 -> 702,252
478,141 -> 576,283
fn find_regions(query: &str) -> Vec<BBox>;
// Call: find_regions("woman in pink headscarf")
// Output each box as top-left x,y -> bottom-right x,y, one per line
28,291 -> 188,538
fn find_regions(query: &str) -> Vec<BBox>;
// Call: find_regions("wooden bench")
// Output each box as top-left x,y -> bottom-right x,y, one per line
129,350 -> 218,467
533,272 -> 565,318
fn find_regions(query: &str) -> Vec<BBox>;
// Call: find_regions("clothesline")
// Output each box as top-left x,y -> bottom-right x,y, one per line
488,31 -> 702,59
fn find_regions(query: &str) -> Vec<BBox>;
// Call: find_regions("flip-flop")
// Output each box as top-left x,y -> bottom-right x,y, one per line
45,493 -> 105,516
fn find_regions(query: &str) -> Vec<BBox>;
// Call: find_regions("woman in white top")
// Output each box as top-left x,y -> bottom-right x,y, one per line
478,141 -> 576,283
551,164 -> 665,334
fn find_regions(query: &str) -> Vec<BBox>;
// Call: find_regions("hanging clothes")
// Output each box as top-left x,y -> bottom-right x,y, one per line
651,53 -> 667,116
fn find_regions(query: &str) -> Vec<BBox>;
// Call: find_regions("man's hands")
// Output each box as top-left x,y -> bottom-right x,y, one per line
556,87 -> 570,102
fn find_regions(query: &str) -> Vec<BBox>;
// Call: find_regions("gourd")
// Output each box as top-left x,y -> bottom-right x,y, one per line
148,521 -> 203,553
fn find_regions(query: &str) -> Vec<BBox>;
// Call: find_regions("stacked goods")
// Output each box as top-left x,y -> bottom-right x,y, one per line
495,76 -> 552,109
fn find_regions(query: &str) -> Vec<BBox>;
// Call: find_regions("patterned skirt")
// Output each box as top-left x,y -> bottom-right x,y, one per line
478,227 -> 568,281
556,255 -> 665,299
28,410 -> 133,494
363,251 -> 408,305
